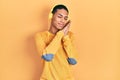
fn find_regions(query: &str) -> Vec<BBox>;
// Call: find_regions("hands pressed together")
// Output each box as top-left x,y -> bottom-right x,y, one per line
61,20 -> 71,36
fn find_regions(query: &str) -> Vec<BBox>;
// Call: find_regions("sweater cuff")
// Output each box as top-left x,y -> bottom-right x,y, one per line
62,35 -> 70,42
57,31 -> 64,36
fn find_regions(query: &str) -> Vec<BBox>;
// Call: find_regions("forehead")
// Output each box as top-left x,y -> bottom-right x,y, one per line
54,9 -> 68,16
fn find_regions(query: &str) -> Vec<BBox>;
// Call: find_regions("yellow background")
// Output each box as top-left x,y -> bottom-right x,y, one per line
0,0 -> 120,80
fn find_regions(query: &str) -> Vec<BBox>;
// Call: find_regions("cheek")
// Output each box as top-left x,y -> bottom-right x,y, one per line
52,18 -> 58,26
65,21 -> 67,24
53,18 -> 60,25
54,17 -> 61,22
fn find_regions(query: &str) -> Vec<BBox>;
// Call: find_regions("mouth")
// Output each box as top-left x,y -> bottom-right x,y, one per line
58,23 -> 64,27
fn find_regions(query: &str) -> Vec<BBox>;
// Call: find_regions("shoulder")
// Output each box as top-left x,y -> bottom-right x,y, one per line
68,31 -> 74,37
68,31 -> 74,35
66,31 -> 75,40
34,31 -> 48,39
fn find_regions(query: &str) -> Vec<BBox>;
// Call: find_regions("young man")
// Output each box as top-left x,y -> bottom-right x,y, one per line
35,4 -> 78,80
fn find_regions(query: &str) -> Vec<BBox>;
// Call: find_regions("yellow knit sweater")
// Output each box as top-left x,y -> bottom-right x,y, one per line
34,30 -> 78,80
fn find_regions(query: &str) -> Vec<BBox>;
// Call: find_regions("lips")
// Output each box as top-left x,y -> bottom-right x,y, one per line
58,23 -> 64,27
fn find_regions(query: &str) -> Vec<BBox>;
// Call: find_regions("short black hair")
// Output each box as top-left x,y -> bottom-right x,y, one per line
51,4 -> 69,14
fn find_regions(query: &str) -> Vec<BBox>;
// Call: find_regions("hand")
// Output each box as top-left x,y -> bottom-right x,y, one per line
61,20 -> 71,35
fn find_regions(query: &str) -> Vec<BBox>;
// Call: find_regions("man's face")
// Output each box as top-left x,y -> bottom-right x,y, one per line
51,9 -> 68,30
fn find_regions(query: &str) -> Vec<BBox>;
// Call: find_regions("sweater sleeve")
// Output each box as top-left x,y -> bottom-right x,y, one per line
34,31 -> 64,61
62,32 -> 78,64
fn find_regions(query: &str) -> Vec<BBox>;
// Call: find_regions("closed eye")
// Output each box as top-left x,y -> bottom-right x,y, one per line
58,16 -> 62,18
64,17 -> 68,20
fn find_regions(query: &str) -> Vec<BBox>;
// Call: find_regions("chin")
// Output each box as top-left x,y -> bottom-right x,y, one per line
57,28 -> 63,30
57,26 -> 64,30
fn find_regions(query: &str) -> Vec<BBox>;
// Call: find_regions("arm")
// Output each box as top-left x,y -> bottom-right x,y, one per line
60,20 -> 78,65
62,32 -> 78,65
34,31 -> 64,61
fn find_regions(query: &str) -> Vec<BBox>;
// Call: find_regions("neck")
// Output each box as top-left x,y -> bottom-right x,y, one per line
49,25 -> 59,34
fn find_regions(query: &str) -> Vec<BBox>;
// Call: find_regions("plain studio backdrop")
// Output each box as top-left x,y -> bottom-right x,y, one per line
0,0 -> 120,80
